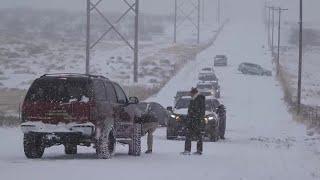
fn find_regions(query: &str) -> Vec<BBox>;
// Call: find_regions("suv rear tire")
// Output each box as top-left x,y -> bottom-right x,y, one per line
96,132 -> 115,159
129,124 -> 141,156
64,144 -> 77,155
23,133 -> 45,159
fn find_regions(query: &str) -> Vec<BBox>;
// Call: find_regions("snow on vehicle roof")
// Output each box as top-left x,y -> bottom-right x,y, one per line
180,96 -> 191,99
215,55 -> 227,58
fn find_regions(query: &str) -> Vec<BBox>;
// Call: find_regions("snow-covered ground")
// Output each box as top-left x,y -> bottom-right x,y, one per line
1,16 -> 320,180
1,0 -> 320,178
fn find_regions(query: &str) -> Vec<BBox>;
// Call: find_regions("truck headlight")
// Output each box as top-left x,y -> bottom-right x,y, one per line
208,117 -> 214,120
204,118 -> 208,124
170,114 -> 181,121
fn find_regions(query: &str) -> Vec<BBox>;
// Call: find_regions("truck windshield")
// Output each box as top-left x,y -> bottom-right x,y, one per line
175,98 -> 191,109
205,99 -> 219,111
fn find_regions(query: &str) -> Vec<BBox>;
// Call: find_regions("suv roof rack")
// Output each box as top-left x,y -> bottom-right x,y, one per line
40,73 -> 108,79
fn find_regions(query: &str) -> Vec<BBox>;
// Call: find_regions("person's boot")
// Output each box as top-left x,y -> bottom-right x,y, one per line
145,149 -> 152,154
193,151 -> 202,155
181,151 -> 191,155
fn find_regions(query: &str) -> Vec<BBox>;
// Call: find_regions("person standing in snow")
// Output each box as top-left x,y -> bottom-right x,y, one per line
141,103 -> 159,154
182,87 -> 205,155
144,125 -> 156,154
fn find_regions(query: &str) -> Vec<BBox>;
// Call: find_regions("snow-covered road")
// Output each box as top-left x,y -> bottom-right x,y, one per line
1,6 -> 320,180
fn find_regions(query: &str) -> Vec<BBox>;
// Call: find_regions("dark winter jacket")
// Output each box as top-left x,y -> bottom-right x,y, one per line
187,93 -> 205,131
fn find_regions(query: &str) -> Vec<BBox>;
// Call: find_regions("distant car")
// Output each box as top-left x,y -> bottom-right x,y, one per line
198,72 -> 219,83
214,55 -> 228,66
238,63 -> 272,76
200,67 -> 214,73
197,82 -> 220,98
166,96 -> 226,141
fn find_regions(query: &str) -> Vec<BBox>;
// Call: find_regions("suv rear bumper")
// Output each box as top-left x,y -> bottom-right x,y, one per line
21,121 -> 95,136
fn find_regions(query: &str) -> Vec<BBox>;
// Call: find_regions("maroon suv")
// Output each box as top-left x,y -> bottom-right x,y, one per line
21,74 -> 157,159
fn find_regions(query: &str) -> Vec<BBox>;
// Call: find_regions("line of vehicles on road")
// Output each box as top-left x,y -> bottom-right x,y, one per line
166,55 -> 228,142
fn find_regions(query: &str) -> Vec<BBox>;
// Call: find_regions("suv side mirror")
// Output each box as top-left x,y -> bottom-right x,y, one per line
118,99 -> 127,104
129,97 -> 139,104
167,106 -> 173,112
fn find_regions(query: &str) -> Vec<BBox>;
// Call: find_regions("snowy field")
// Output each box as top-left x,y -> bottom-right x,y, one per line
278,23 -> 320,107
0,22 -> 218,89
1,12 -> 320,180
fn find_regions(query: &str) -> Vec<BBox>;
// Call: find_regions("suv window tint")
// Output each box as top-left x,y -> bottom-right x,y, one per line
93,80 -> 107,101
113,83 -> 127,103
105,82 -> 117,103
25,78 -> 91,103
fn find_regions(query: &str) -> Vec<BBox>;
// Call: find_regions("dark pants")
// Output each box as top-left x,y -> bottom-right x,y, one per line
184,128 -> 203,152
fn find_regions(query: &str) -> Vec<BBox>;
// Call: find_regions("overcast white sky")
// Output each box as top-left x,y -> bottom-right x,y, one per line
2,0 -> 319,23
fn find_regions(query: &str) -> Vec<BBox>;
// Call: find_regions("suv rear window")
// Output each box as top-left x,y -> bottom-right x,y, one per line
197,84 -> 213,89
199,74 -> 217,81
25,78 -> 91,103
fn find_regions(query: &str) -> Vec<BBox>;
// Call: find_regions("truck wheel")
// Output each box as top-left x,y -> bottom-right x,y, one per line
209,134 -> 219,142
166,127 -> 177,140
209,123 -> 220,142
129,123 -> 141,156
64,144 -> 77,155
96,132 -> 115,159
23,133 -> 44,159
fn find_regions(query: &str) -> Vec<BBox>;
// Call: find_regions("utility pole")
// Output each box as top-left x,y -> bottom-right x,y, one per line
271,6 -> 275,55
276,8 -> 288,75
133,0 -> 139,82
264,1 -> 268,31
297,0 -> 303,113
197,0 -> 200,44
173,0 -> 201,44
174,0 -> 177,43
86,0 -> 140,82
202,0 -> 205,23
266,6 -> 272,47
85,0 -> 90,74
217,0 -> 221,24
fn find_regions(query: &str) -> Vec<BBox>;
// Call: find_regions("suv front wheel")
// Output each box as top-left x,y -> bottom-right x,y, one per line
24,133 -> 45,159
